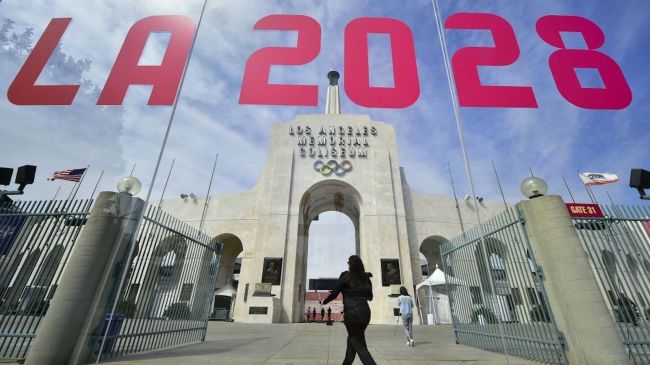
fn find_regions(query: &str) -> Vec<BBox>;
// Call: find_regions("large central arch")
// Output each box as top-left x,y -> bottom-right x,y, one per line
291,179 -> 363,322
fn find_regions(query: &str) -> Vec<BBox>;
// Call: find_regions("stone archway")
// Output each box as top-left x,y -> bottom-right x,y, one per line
474,238 -> 513,321
137,235 -> 188,317
419,235 -> 449,277
291,179 -> 363,322
418,236 -> 449,324
213,234 -> 243,320
474,238 -> 508,295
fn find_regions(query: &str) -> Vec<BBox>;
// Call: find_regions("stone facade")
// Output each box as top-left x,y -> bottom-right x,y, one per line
161,112 -> 506,324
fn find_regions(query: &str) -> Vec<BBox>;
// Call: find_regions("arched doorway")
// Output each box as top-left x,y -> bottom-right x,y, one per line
293,180 -> 362,322
418,236 -> 450,324
474,238 -> 513,321
304,211 -> 356,322
419,236 -> 448,277
212,234 -> 243,321
137,235 -> 188,317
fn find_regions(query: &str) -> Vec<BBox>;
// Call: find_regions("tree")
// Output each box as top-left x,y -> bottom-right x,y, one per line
0,19 -> 127,190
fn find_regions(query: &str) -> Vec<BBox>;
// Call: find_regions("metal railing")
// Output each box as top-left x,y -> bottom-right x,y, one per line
0,199 -> 93,359
93,205 -> 221,361
573,205 -> 650,365
441,206 -> 567,365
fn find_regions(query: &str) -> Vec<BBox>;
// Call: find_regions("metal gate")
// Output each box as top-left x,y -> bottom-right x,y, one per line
573,205 -> 650,365
0,199 -> 93,360
0,199 -> 221,361
441,206 -> 567,364
92,205 -> 221,361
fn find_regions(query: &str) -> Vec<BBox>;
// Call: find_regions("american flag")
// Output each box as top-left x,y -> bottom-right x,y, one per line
48,168 -> 86,182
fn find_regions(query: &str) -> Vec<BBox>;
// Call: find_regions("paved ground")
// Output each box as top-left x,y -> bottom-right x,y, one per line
101,322 -> 538,365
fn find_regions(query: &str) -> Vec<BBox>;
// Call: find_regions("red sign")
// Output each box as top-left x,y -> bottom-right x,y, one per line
565,203 -> 604,218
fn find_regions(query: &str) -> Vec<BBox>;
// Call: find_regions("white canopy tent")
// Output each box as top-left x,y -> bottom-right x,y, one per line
213,282 -> 237,320
415,267 -> 463,325
214,282 -> 237,297
416,267 -> 465,290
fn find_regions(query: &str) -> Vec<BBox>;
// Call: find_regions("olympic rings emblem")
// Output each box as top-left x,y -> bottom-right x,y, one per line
313,159 -> 353,176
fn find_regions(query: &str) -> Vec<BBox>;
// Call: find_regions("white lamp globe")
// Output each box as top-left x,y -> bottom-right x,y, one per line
520,176 -> 548,199
117,176 -> 142,196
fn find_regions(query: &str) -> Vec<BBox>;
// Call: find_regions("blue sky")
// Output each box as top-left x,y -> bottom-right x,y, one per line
1,0 -> 649,278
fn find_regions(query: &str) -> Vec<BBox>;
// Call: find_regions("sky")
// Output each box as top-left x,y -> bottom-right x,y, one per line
1,0 -> 649,279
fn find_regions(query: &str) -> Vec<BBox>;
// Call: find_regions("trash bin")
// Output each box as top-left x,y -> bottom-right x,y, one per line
97,313 -> 125,355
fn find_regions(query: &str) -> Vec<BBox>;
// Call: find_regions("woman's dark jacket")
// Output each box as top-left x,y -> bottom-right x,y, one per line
322,271 -> 373,324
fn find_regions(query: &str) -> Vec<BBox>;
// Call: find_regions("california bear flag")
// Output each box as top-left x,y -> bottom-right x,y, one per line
579,172 -> 619,186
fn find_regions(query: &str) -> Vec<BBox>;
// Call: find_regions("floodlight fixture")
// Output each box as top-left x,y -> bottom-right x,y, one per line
0,168 -> 12,186
15,165 -> 36,191
181,193 -> 197,202
629,168 -> 650,200
1,165 -> 37,201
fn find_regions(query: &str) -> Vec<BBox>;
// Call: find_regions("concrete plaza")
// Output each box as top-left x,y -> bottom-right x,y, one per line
101,322 -> 537,365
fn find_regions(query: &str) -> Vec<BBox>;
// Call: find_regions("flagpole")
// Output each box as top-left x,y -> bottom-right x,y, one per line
51,186 -> 62,201
65,181 -> 77,201
561,174 -> 576,203
129,163 -> 136,176
89,170 -> 105,201
157,157 -> 176,211
69,165 -> 90,202
578,170 -> 596,204
199,153 -> 219,232
447,162 -> 465,234
584,185 -> 596,204
96,0 -> 210,360
605,191 -> 622,217
605,191 -> 639,254
587,185 -> 601,206
432,2 -> 510,361
65,165 -> 89,201
492,161 -> 508,210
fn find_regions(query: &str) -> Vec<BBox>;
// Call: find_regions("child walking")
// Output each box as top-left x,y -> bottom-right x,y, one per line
398,286 -> 415,346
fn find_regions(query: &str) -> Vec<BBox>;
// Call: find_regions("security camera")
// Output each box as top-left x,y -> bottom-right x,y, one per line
478,197 -> 484,203
180,193 -> 188,199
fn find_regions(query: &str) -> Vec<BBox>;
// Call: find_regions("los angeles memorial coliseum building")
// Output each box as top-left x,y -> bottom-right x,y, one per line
160,72 -> 505,324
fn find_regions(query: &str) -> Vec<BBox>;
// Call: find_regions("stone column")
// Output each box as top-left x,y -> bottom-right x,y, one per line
25,191 -> 143,365
518,195 -> 630,365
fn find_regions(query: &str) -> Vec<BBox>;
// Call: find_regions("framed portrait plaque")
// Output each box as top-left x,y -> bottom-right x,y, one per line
261,257 -> 282,285
380,259 -> 401,286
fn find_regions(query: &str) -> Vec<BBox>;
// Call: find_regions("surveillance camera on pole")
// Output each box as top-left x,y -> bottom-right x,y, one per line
629,168 -> 650,200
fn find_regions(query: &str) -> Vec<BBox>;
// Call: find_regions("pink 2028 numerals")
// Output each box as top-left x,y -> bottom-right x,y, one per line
239,13 -> 632,110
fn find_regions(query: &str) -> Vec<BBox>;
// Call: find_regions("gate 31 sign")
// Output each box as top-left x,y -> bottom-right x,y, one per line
4,13 -> 632,110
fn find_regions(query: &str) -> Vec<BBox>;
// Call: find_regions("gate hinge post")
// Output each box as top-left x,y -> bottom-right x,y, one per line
516,208 -> 527,224
558,330 -> 567,348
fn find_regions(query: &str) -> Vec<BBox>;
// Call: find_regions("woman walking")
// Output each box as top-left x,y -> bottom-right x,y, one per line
321,255 -> 377,365
398,286 -> 415,346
